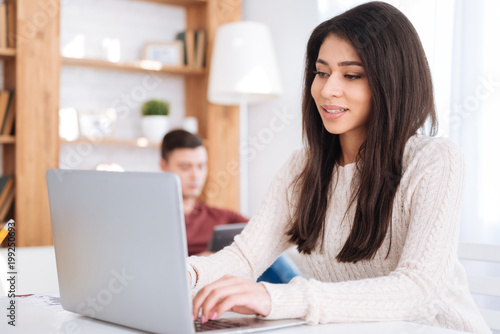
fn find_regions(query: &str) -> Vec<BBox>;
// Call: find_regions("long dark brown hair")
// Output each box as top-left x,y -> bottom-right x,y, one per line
287,2 -> 437,263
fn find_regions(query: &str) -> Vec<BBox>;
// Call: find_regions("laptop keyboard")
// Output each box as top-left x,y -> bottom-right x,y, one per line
194,318 -> 249,332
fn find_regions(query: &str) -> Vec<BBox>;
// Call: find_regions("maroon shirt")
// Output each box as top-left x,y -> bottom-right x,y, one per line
184,202 -> 248,256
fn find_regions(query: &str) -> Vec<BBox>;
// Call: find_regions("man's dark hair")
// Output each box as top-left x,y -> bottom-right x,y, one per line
160,129 -> 204,161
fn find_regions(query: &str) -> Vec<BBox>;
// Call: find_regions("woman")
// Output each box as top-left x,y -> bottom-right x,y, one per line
187,2 -> 491,333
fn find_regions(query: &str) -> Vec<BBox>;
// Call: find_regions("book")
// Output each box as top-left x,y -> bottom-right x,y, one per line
1,90 -> 14,135
6,2 -> 16,48
0,175 -> 13,208
0,176 -> 14,222
185,29 -> 195,67
194,30 -> 206,68
0,186 -> 14,222
0,4 -> 6,48
0,175 -> 9,196
0,90 -> 11,130
176,31 -> 187,66
176,29 -> 206,68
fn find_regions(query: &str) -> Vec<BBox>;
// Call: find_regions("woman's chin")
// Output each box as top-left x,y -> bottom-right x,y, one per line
322,124 -> 344,135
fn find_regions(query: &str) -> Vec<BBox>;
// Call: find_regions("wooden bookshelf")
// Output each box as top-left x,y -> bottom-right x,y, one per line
0,0 -> 17,242
0,47 -> 16,58
61,138 -> 161,148
0,135 -> 15,144
61,57 -> 206,76
4,0 -> 242,247
2,0 -> 60,247
137,0 -> 207,5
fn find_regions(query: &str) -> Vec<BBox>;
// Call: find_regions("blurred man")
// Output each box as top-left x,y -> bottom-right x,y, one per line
160,129 -> 248,256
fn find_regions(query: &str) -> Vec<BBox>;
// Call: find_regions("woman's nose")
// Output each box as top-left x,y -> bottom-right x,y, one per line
321,74 -> 342,98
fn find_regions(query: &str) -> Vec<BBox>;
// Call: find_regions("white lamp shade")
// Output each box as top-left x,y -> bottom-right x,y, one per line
208,21 -> 283,105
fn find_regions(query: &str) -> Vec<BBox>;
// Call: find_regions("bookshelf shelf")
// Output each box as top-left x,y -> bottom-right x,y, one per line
0,135 -> 15,144
61,57 -> 206,76
136,0 -> 207,6
60,138 -> 161,148
0,47 -> 16,58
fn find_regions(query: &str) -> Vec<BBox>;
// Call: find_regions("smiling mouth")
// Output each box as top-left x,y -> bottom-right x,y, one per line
324,108 -> 348,114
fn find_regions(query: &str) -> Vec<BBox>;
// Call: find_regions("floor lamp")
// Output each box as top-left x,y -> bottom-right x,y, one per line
207,21 -> 283,216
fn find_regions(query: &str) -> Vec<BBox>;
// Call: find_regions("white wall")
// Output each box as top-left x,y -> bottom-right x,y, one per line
243,0 -> 318,215
59,0 -> 187,172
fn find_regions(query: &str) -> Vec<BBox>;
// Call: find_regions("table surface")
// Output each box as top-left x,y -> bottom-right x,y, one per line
0,247 -> 469,334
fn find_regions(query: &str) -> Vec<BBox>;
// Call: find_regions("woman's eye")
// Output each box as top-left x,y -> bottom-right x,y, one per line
313,70 -> 329,78
344,74 -> 361,80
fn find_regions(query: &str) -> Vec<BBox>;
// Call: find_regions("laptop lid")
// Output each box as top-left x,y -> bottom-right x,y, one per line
46,169 -> 194,334
46,169 -> 305,334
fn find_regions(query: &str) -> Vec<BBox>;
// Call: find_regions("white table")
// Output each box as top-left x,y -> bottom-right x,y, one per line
0,246 -> 59,296
0,247 -> 468,334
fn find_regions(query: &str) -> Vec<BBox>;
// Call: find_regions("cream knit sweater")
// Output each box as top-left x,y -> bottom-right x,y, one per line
187,135 -> 491,334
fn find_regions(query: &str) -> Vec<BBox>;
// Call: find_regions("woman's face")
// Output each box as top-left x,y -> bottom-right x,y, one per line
311,34 -> 372,138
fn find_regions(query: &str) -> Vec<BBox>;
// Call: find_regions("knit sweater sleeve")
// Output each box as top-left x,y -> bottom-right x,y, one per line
186,149 -> 304,295
260,139 -> 466,324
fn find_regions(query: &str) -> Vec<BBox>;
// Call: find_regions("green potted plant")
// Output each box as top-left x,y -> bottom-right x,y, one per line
140,99 -> 170,142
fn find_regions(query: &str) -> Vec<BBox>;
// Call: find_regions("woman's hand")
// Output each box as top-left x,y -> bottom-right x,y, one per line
192,275 -> 271,323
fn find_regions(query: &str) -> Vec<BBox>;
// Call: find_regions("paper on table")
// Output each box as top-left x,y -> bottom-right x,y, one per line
14,293 -> 63,312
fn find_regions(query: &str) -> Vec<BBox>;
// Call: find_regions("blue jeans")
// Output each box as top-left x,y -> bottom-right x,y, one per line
257,253 -> 300,284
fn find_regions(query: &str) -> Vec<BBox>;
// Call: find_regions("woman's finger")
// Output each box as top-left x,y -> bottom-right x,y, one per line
192,275 -> 239,319
213,282 -> 271,319
198,282 -> 249,321
211,293 -> 260,319
200,281 -> 271,322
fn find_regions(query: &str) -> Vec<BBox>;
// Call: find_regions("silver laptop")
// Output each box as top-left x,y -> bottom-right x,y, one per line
46,169 -> 305,334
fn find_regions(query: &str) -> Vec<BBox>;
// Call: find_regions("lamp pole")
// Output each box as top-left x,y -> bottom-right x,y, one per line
239,95 -> 249,216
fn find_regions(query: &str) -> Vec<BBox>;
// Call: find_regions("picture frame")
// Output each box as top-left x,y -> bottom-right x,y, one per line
77,108 -> 117,139
142,41 -> 184,66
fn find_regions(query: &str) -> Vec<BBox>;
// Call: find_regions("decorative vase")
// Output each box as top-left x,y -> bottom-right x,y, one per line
141,115 -> 170,142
